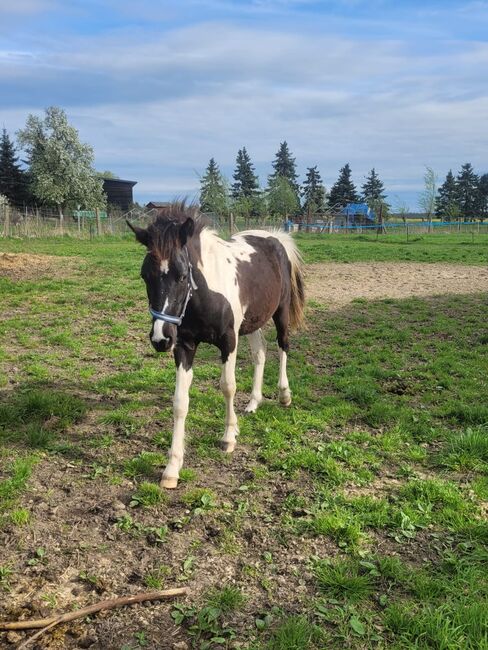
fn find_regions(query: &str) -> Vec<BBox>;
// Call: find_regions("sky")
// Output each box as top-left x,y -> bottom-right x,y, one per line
1,0 -> 487,210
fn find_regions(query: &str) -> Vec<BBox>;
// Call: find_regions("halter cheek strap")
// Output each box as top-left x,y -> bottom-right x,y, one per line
149,248 -> 197,326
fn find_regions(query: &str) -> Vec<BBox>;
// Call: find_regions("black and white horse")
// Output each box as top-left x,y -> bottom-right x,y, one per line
128,203 -> 305,488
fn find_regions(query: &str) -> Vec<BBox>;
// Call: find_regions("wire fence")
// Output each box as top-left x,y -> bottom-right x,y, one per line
1,201 -> 488,240
295,219 -> 488,238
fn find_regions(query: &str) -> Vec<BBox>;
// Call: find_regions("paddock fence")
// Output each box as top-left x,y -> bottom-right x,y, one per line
1,201 -> 488,240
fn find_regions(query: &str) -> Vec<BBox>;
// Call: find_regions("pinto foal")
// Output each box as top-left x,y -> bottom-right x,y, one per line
129,205 -> 305,488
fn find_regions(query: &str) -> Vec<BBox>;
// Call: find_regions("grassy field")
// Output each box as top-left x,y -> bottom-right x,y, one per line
0,233 -> 487,649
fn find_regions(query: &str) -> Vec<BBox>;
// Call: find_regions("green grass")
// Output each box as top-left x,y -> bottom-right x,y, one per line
295,231 -> 488,265
313,558 -> 375,603
1,233 -> 487,649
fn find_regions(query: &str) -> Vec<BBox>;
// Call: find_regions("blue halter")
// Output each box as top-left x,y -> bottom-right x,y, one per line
149,248 -> 197,326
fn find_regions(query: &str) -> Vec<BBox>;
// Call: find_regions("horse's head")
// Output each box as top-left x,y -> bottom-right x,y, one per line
128,211 -> 196,353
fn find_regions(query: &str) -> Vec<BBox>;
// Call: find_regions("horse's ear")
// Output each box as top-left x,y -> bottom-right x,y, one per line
179,217 -> 195,246
127,220 -> 150,247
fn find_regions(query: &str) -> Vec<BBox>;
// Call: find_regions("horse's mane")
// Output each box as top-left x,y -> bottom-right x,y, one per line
147,200 -> 204,259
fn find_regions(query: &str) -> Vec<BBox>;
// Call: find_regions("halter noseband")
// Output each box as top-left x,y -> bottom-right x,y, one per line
149,248 -> 197,326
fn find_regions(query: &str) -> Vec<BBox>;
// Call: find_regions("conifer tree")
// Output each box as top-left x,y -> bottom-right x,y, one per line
361,168 -> 387,206
435,170 -> 459,220
301,166 -> 326,217
231,147 -> 259,200
0,128 -> 27,205
328,163 -> 359,208
199,158 -> 229,215
455,163 -> 480,221
478,173 -> 488,221
268,141 -> 300,196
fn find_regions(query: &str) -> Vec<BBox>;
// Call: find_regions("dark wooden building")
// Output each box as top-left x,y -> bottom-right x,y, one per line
146,201 -> 171,216
103,178 -> 137,212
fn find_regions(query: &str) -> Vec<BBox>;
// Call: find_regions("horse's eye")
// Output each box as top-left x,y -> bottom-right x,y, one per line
179,275 -> 187,283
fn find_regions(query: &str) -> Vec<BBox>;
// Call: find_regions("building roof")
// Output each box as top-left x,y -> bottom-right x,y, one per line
146,201 -> 171,208
102,178 -> 137,187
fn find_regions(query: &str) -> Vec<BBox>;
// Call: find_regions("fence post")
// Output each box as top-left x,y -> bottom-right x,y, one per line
96,207 -> 102,236
4,204 -> 10,237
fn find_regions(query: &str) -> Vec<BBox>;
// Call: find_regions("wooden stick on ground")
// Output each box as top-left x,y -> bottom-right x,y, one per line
0,587 -> 189,649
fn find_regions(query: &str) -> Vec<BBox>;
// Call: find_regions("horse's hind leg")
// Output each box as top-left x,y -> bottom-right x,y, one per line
273,306 -> 292,407
245,329 -> 267,413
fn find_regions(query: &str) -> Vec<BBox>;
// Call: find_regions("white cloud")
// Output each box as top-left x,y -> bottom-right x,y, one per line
1,19 -> 487,205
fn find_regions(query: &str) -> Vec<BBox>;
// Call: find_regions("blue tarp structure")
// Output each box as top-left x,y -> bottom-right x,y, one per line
341,203 -> 376,222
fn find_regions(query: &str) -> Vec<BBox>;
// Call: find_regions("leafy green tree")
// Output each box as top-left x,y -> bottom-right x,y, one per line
231,147 -> 259,200
301,166 -> 326,218
0,128 -> 28,205
361,168 -> 387,206
328,164 -> 359,209
96,170 -> 119,179
268,141 -> 300,198
199,158 -> 229,216
418,166 -> 437,221
435,170 -> 459,220
17,106 -> 105,226
267,176 -> 299,220
456,163 -> 480,221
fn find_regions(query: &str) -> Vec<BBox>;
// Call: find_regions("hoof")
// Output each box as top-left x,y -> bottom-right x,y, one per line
161,476 -> 178,489
280,396 -> 292,407
221,440 -> 236,454
245,402 -> 258,414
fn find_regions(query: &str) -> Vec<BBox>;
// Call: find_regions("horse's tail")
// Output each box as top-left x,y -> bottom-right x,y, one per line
272,232 -> 305,330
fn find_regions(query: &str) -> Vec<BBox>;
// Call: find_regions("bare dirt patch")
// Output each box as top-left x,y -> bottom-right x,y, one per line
0,252 -> 77,281
305,261 -> 488,307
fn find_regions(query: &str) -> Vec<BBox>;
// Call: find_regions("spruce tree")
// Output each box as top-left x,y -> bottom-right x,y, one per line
0,128 -> 27,205
268,141 -> 299,196
361,168 -> 387,206
199,158 -> 228,215
456,163 -> 479,221
231,147 -> 259,200
301,166 -> 326,217
478,173 -> 488,221
328,163 -> 359,209
435,170 -> 459,220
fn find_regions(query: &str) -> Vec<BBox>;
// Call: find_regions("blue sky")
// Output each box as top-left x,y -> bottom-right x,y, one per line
1,0 -> 487,210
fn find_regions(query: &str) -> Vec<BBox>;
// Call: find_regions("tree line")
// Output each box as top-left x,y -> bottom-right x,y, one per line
202,146 -> 488,223
434,164 -> 488,222
2,106 -> 487,225
200,142 -> 389,222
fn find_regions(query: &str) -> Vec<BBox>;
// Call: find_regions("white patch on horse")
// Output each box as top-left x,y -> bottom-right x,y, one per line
197,230 -> 255,329
151,319 -> 168,343
160,259 -> 169,274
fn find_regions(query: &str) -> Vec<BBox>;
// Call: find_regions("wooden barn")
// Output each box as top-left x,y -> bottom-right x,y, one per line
146,201 -> 171,216
102,178 -> 137,212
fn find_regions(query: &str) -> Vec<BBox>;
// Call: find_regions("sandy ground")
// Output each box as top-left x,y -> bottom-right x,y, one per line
2,253 -> 487,308
305,261 -> 488,308
0,252 -> 76,281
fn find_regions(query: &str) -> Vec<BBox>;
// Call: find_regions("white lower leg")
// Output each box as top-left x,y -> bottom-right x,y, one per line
220,350 -> 238,453
245,329 -> 267,413
278,347 -> 291,406
162,365 -> 193,488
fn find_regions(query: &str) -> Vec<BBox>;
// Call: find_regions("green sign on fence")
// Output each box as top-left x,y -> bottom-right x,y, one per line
73,210 -> 108,220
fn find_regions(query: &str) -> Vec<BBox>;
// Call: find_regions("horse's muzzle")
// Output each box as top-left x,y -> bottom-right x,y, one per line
150,336 -> 174,353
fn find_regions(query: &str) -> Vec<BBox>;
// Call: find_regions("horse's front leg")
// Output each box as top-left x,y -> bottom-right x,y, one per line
161,345 -> 196,489
220,333 -> 238,453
